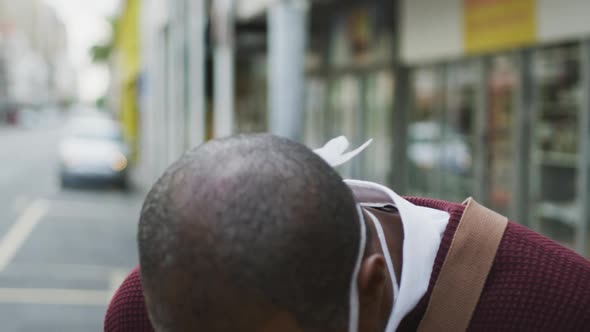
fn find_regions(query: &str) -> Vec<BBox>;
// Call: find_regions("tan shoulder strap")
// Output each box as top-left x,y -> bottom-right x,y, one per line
417,198 -> 508,332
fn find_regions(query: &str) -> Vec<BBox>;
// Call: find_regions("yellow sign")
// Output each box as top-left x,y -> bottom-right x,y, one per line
464,0 -> 536,54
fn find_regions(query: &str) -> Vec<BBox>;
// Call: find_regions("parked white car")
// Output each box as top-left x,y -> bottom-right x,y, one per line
58,112 -> 130,188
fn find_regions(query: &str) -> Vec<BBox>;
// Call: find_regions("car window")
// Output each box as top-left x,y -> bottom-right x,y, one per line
73,130 -> 124,142
64,116 -> 124,142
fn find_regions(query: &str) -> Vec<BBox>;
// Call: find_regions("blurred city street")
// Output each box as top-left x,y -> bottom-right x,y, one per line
0,0 -> 590,329
0,125 -> 140,331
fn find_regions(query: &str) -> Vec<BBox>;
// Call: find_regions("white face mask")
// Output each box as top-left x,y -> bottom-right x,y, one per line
348,205 -> 399,332
311,136 -> 398,331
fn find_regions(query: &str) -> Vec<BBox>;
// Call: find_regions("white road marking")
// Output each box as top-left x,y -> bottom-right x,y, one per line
0,200 -> 50,271
12,196 -> 28,213
46,178 -> 61,196
0,288 -> 111,306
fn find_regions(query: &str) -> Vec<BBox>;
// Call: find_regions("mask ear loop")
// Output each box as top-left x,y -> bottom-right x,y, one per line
348,204 -> 367,332
365,210 -> 400,310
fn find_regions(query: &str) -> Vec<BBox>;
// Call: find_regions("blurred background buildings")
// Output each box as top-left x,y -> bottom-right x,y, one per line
118,0 -> 590,256
1,0 -> 588,256
0,1 -> 589,328
0,0 -> 76,123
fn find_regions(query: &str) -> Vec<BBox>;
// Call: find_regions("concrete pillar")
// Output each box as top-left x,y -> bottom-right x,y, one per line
474,58 -> 490,204
166,24 -> 177,163
515,49 -> 534,228
138,0 -> 153,182
391,0 -> 409,193
212,0 -> 235,138
158,29 -> 170,174
578,41 -> 590,256
187,0 -> 207,147
392,65 -> 410,193
268,0 -> 308,141
142,0 -> 171,179
166,1 -> 187,163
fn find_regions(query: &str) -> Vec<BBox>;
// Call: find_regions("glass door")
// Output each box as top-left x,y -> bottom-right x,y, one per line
487,55 -> 518,216
362,70 -> 394,185
441,62 -> 478,203
407,67 -> 445,198
531,44 -> 582,250
328,75 -> 363,178
304,78 -> 327,149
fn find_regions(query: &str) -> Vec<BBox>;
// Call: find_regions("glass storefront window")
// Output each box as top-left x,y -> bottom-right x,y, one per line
235,57 -> 268,133
306,2 -> 395,181
441,62 -> 478,203
326,4 -> 392,69
408,62 -> 480,202
328,75 -> 362,178
363,70 -> 394,185
408,67 -> 445,198
329,16 -> 351,67
405,46 -> 588,255
487,56 -> 517,216
532,44 -> 582,250
304,78 -> 327,148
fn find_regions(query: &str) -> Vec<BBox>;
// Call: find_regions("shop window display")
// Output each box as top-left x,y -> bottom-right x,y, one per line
363,70 -> 394,185
441,62 -> 478,203
235,57 -> 268,133
327,4 -> 393,69
327,76 -> 362,178
408,67 -> 446,198
303,78 -> 327,149
487,56 -> 517,216
407,63 -> 479,202
317,1 -> 394,180
532,44 -> 582,250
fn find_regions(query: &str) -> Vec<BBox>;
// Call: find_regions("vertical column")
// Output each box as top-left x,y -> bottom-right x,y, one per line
139,0 -> 156,181
144,0 -> 171,179
515,49 -> 534,227
166,21 -> 178,163
167,1 -> 188,162
474,57 -> 490,204
187,0 -> 207,148
212,0 -> 235,138
578,41 -> 590,256
268,0 -> 308,141
159,29 -> 170,175
435,65 -> 447,198
392,66 -> 409,192
391,0 -> 409,193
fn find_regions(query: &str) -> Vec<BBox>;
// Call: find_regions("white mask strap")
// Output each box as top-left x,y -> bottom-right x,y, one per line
366,210 -> 399,332
314,136 -> 373,167
348,204 -> 367,332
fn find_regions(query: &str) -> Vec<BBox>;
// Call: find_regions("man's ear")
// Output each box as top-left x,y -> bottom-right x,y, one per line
357,254 -> 388,332
359,254 -> 387,298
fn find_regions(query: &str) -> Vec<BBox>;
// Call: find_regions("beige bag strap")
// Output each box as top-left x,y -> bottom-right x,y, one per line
417,198 -> 508,332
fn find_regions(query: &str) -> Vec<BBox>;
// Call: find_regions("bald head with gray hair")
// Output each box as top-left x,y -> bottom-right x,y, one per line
138,134 -> 361,332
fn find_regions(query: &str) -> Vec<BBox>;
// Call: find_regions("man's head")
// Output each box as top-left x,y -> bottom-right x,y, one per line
138,134 -> 390,332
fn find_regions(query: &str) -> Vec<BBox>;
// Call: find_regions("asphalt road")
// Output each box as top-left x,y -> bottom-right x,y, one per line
0,126 -> 144,331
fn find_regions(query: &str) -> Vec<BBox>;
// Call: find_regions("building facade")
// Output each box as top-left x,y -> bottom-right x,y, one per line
138,0 -> 590,256
0,0 -> 73,121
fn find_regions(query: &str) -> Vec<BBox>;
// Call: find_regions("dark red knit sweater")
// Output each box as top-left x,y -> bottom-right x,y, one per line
104,198 -> 590,331
399,197 -> 590,331
104,266 -> 154,332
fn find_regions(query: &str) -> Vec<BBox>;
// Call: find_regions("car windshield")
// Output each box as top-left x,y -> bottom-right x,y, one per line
65,115 -> 124,142
72,130 -> 124,142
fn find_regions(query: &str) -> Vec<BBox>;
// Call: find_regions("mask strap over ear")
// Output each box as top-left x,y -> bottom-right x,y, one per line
365,210 -> 399,332
348,204 -> 367,332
